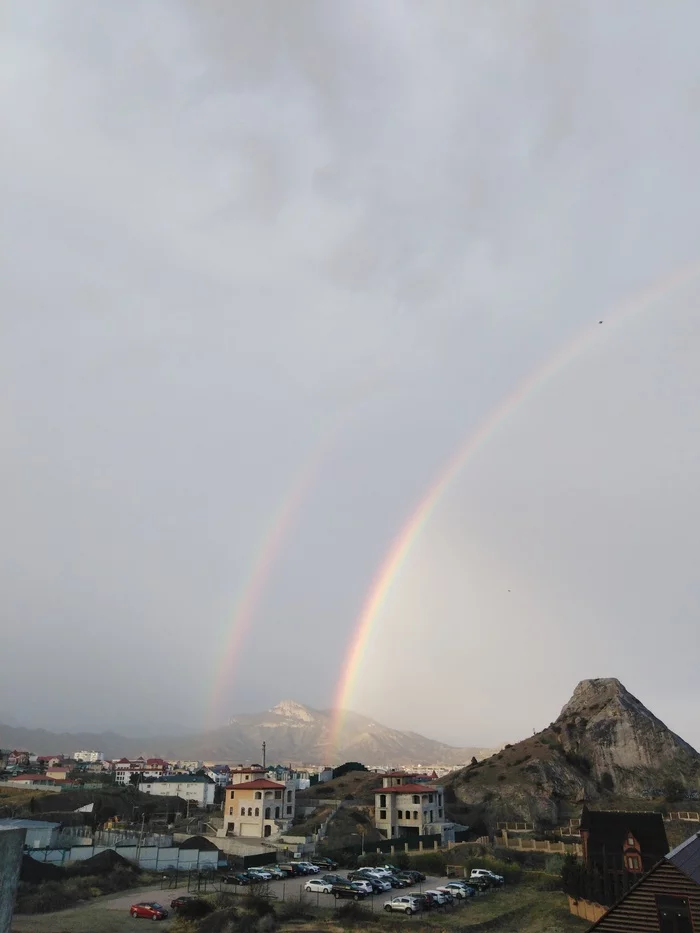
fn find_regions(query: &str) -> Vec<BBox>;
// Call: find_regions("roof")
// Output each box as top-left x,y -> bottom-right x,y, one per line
226,779 -> 285,790
0,818 -> 61,830
140,775 -> 212,784
581,807 -> 669,858
667,830 -> 700,884
382,771 -> 415,778
374,784 -> 438,794
7,774 -> 63,782
146,758 -> 167,765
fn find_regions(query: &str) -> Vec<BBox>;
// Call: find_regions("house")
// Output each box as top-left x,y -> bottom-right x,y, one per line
205,765 -> 231,786
73,750 -> 104,763
222,768 -> 296,839
114,756 -> 168,785
6,775 -> 67,792
8,750 -> 30,768
45,768 -> 71,781
583,830 -> 700,931
581,807 -> 669,875
373,772 -> 449,840
37,756 -> 64,770
138,775 -> 216,807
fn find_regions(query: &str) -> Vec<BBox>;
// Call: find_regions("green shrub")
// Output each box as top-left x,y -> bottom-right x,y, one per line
276,900 -> 315,922
407,851 -> 447,875
197,907 -> 238,933
332,900 -> 374,926
242,893 -> 275,917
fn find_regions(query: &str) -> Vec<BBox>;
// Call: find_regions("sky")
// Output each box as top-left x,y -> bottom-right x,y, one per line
2,1 -> 700,749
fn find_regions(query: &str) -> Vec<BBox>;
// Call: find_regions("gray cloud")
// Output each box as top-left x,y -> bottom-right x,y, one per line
2,1 -> 700,748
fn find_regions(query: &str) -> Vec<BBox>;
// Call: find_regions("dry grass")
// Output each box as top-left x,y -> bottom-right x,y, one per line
0,786 -> 54,808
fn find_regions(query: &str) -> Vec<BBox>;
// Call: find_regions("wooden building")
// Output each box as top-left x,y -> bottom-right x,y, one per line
587,831 -> 700,932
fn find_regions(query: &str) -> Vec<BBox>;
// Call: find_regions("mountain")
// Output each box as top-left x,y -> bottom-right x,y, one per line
445,678 -> 700,824
0,700 -> 495,767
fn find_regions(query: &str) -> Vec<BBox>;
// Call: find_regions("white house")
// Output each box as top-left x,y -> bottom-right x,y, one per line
374,772 -> 451,841
138,775 -> 216,807
73,750 -> 104,763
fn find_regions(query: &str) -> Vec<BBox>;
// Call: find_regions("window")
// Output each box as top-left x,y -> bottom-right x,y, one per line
229,807 -> 233,815
438,808 -> 443,818
657,895 -> 693,933
229,790 -> 234,797
627,835 -> 635,847
625,854 -> 642,872
274,790 -> 282,799
240,807 -> 245,816
413,811 -> 418,820
286,806 -> 292,815
255,791 -> 262,800
430,810 -> 434,822
412,795 -> 420,804
275,807 -> 280,818
287,791 -> 292,801
380,794 -> 387,808
397,810 -> 403,819
379,809 -> 387,820
247,807 -> 253,816
264,825 -> 272,837
428,794 -> 434,803
255,807 -> 260,816
265,807 -> 271,819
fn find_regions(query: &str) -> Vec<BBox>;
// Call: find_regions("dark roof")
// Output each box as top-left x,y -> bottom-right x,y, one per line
581,806 -> 669,858
667,831 -> 700,884
373,784 -> 439,794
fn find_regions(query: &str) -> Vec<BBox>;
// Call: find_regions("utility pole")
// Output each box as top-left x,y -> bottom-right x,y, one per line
262,742 -> 266,769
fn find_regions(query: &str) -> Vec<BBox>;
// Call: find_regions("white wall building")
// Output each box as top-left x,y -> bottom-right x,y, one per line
374,773 -> 449,840
73,750 -> 104,763
138,776 -> 215,807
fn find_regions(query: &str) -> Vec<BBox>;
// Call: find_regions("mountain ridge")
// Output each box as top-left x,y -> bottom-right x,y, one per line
0,700 -> 495,767
445,677 -> 700,824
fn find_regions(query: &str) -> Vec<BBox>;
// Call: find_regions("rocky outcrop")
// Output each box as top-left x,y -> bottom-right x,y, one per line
446,678 -> 700,824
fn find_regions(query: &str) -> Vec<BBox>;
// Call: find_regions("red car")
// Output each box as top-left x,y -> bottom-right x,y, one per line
130,902 -> 169,920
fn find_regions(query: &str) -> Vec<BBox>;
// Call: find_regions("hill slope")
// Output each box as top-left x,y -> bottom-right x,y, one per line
445,678 -> 700,824
0,700 -> 495,767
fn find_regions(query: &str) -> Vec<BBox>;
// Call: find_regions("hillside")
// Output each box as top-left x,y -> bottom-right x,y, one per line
0,700 -> 495,767
445,678 -> 700,824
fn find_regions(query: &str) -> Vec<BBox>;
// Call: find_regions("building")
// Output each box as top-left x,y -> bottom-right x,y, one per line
222,767 -> 296,839
5,774 -> 68,791
45,768 -> 71,782
373,772 -> 453,841
581,807 -> 669,875
205,765 -> 231,786
138,775 -> 216,807
73,750 -> 104,763
584,831 -> 700,931
7,751 -> 29,768
0,818 -> 60,849
114,757 -> 169,785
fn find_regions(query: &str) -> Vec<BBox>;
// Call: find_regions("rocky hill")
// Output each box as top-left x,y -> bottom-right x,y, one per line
0,700 -> 495,767
445,678 -> 700,824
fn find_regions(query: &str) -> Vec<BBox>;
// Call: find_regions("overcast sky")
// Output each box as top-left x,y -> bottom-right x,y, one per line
3,1 -> 700,749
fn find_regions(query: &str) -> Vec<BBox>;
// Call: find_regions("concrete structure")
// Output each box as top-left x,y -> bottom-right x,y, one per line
6,774 -> 66,791
0,826 -> 26,933
138,775 -> 215,807
0,818 -> 60,848
374,772 -> 448,839
222,769 -> 296,839
73,750 -> 104,762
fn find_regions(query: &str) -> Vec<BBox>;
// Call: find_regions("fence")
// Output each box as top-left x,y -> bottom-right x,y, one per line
665,811 -> 700,822
496,831 -> 581,856
26,843 -> 220,871
496,822 -> 533,833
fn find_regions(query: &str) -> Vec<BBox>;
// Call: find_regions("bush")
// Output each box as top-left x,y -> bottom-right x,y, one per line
544,854 -> 566,876
198,907 -> 238,933
178,899 -> 214,919
242,893 -> 275,917
276,900 -> 315,922
600,771 -> 615,792
332,901 -> 375,926
407,851 -> 447,875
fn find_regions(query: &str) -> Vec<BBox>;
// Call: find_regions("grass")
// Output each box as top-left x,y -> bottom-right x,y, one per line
0,786 -> 53,808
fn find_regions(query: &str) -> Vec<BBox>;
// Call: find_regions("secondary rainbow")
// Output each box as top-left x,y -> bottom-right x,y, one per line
328,259 -> 700,754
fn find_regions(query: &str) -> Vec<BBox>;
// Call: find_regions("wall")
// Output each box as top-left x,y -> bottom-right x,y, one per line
27,844 -> 219,871
567,896 -> 607,923
0,827 -> 26,933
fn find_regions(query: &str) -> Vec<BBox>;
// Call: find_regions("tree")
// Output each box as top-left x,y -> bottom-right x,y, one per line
129,772 -> 141,788
470,757 -> 478,766
663,778 -> 685,802
332,762 -> 368,779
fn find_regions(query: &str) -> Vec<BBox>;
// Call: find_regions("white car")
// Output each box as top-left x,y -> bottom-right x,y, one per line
350,880 -> 373,895
247,868 -> 273,880
443,882 -> 471,899
425,889 -> 448,905
470,868 -> 504,885
304,879 -> 332,894
384,896 -> 421,915
297,861 -> 320,873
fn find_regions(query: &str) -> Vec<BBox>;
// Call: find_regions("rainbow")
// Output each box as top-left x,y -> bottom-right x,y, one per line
328,259 -> 700,756
207,369 -> 389,726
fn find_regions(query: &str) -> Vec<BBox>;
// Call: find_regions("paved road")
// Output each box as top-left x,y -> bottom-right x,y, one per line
106,886 -> 191,911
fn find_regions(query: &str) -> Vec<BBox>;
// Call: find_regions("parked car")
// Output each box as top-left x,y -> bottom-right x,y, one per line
425,889 -> 449,906
321,873 -> 351,886
385,873 -> 410,888
350,880 -> 374,895
305,878 -> 333,894
443,882 -> 473,899
470,868 -> 504,886
332,884 -> 367,900
395,871 -> 416,886
369,878 -> 392,892
297,861 -> 320,874
223,872 -> 253,885
404,869 -> 427,882
130,902 -> 169,920
383,895 -> 421,915
434,887 -> 455,904
278,864 -> 300,876
170,896 -> 196,910
311,857 -> 338,870
247,867 -> 273,881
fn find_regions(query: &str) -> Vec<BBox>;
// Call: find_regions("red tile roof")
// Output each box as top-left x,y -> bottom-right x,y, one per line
226,779 -> 285,791
382,771 -> 416,778
373,784 -> 438,794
